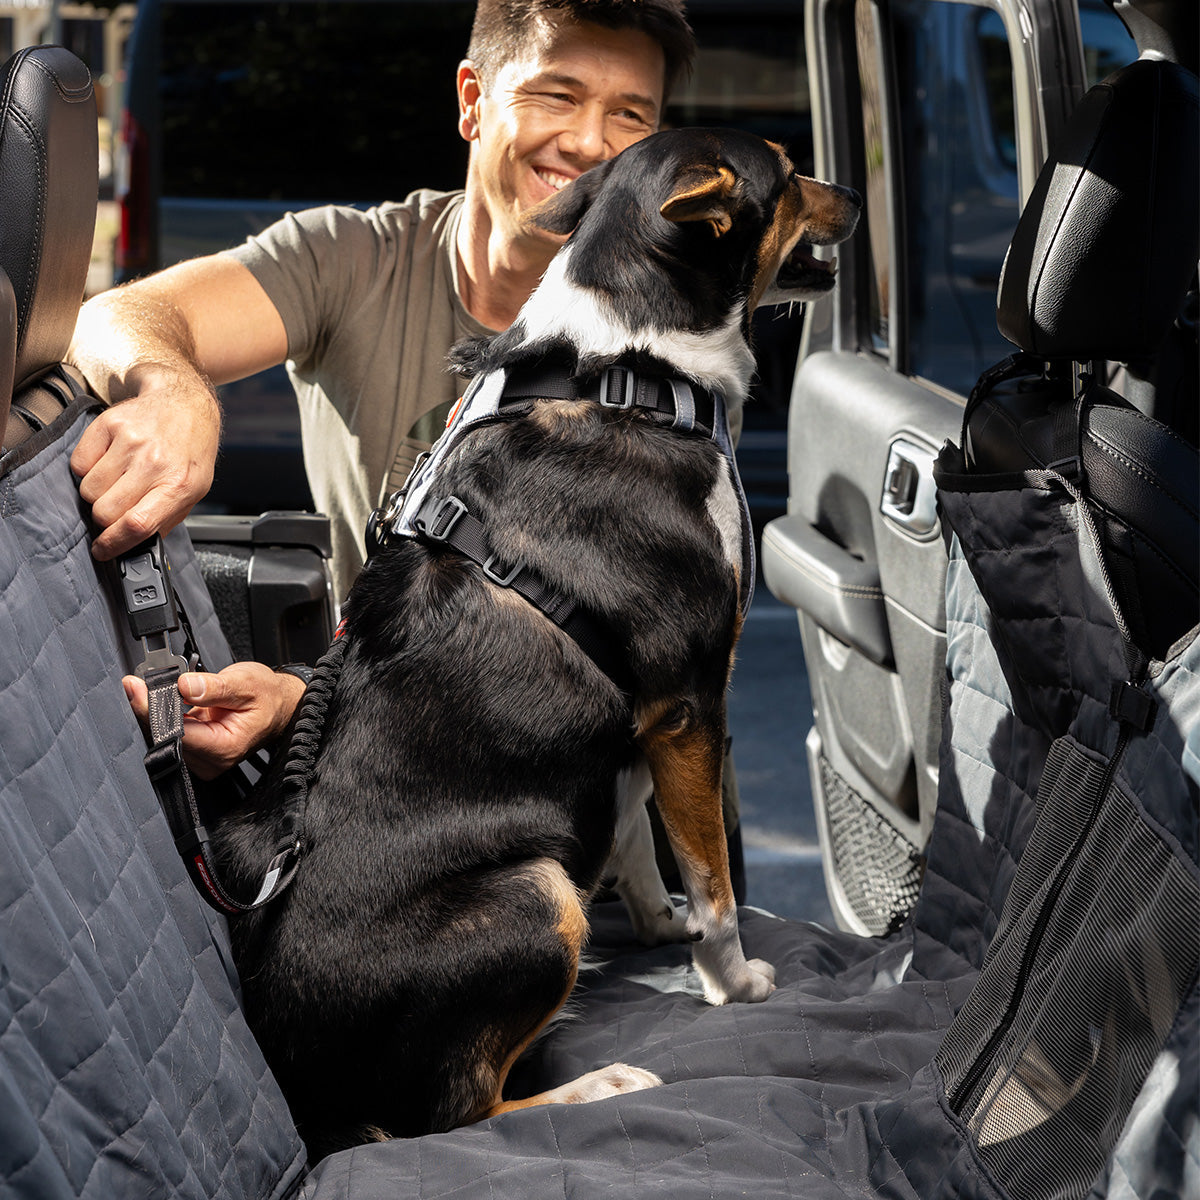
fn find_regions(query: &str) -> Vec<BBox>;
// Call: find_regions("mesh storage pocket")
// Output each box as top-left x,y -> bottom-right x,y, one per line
936,734 -> 1200,1200
819,755 -> 923,935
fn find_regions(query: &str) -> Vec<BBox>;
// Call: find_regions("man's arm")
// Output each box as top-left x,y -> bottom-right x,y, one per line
68,255 -> 289,560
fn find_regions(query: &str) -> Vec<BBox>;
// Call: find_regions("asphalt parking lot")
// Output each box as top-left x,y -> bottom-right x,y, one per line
729,585 -> 834,926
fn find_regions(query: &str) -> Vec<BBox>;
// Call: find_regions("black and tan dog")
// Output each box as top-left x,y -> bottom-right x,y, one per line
214,128 -> 859,1158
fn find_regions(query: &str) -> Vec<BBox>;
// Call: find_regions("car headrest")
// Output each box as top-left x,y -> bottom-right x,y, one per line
996,58 -> 1199,363
0,46 -> 97,395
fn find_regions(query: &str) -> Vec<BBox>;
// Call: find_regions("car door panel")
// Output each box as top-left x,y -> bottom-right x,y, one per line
768,0 -> 1120,935
764,349 -> 960,933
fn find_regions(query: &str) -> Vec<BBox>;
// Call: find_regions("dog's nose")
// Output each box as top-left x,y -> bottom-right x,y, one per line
844,186 -> 863,209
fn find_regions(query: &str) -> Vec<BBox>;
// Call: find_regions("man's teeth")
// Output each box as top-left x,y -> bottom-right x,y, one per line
536,169 -> 572,191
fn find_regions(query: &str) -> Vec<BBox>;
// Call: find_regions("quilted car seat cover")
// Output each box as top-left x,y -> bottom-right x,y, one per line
0,404 -> 307,1199
298,434 -> 1198,1197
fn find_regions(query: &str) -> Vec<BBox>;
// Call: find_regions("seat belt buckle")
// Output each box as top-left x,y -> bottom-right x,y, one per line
117,534 -> 180,639
115,535 -> 191,679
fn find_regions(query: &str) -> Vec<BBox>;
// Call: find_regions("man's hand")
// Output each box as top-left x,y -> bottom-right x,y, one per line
72,365 -> 221,560
67,255 -> 290,560
123,661 -> 307,780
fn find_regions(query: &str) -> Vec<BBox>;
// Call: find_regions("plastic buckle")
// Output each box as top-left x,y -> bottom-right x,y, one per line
482,553 -> 522,587
423,495 -> 467,541
599,366 -> 636,410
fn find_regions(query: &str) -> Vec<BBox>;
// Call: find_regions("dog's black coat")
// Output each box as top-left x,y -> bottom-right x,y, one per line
211,127 -> 859,1160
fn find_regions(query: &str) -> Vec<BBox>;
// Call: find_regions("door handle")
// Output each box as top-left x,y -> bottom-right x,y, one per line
880,438 -> 939,536
762,514 -> 893,666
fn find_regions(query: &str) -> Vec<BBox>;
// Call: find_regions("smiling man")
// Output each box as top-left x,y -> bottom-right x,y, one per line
69,0 -> 695,607
68,1 -> 728,885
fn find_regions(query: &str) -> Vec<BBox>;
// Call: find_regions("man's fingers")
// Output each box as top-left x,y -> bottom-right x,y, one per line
70,393 -> 218,560
178,665 -> 272,710
122,675 -> 149,722
89,494 -> 181,561
69,416 -> 115,481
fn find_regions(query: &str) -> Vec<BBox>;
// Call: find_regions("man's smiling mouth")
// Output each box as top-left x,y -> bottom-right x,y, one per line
534,167 -> 574,191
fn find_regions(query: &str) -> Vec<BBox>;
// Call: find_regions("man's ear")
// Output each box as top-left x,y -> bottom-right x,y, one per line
660,166 -> 739,236
457,61 -> 482,142
523,160 -> 614,236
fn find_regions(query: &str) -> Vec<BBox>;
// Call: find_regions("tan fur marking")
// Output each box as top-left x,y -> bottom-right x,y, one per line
750,178 -> 806,309
475,860 -> 589,1121
637,712 -> 735,920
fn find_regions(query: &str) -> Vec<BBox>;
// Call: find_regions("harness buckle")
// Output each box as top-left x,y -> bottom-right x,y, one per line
482,553 -> 522,587
599,366 -> 636,410
422,495 -> 468,542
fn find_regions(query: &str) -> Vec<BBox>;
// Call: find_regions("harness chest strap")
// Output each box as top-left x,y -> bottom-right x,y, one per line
409,490 -> 628,688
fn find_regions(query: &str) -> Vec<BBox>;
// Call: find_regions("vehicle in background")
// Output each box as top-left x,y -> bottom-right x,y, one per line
763,0 -> 1150,936
115,0 -> 814,517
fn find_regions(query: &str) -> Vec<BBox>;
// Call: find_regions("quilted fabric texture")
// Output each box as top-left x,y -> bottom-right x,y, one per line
0,404 -> 307,1200
1,401 -> 1195,1200
301,450 -> 1198,1199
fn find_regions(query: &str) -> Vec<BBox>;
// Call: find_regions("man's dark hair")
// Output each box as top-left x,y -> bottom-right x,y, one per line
466,0 -> 695,106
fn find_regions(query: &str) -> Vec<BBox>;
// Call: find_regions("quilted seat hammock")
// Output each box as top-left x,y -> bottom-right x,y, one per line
1,36 -> 1196,1200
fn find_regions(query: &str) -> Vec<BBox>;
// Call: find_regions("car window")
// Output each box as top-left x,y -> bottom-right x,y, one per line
854,0 -> 1135,396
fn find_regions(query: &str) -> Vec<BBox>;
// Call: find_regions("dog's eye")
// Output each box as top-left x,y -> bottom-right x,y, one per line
659,702 -> 692,731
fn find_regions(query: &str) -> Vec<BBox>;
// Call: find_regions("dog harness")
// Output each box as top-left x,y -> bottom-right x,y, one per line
365,362 -> 756,688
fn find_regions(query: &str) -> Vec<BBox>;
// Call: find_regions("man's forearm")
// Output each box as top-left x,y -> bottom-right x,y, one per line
69,282 -> 216,406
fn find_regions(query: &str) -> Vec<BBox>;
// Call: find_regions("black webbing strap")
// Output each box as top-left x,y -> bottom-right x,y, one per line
142,661 -> 303,915
412,492 -> 629,690
501,362 -> 717,436
113,533 -> 322,915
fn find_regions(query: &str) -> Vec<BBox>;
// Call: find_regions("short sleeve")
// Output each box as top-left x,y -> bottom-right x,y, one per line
223,203 -> 414,370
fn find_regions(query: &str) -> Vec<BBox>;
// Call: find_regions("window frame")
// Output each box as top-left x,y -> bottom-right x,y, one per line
805,0 -> 1089,385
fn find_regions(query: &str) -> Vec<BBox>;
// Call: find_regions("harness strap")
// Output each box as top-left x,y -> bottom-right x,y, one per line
411,491 -> 629,690
501,363 -> 716,436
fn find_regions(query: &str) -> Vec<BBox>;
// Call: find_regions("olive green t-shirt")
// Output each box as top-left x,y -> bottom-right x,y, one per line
225,189 -> 492,603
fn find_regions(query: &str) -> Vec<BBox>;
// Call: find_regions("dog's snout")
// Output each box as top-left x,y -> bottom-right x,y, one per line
844,186 -> 863,209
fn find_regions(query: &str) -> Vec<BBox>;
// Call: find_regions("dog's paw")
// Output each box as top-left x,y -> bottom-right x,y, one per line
702,957 -> 777,1005
555,1063 -> 663,1105
629,897 -> 689,946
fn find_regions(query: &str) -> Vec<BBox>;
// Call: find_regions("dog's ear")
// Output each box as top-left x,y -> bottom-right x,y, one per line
660,166 -> 739,236
524,161 -> 614,236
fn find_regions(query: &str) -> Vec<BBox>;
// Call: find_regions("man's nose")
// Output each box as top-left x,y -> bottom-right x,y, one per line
559,104 -> 607,164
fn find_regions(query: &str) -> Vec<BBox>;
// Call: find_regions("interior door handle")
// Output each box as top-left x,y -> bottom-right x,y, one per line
880,438 -> 939,536
762,514 -> 893,666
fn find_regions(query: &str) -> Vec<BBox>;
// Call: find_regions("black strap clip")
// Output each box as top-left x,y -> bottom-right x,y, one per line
599,365 -> 636,410
420,495 -> 468,541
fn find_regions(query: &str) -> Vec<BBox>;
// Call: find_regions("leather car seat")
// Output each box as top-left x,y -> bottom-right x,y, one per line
0,45 -> 98,453
963,0 -> 1198,662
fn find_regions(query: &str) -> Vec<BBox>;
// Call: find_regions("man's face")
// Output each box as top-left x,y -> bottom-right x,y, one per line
459,18 -> 666,251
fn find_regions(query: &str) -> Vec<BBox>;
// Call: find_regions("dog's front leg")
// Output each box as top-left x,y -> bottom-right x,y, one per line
638,709 -> 775,1005
607,757 -> 689,945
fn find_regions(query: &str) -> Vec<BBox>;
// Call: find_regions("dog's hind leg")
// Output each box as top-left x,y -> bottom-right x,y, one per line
607,757 -> 689,945
474,859 -> 661,1122
638,709 -> 775,1005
